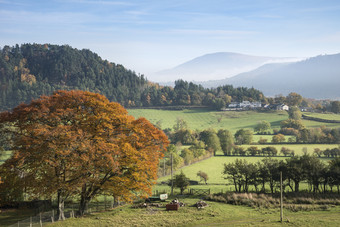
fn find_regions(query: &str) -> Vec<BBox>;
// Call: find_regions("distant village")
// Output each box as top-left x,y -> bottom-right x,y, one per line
223,101 -> 289,111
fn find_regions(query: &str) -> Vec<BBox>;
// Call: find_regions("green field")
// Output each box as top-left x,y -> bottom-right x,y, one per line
128,109 -> 288,132
128,109 -> 340,132
0,150 -> 12,164
303,112 -> 340,121
157,154 -> 333,186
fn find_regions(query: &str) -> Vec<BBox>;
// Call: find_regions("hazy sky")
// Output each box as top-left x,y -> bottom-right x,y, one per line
1,0 -> 340,77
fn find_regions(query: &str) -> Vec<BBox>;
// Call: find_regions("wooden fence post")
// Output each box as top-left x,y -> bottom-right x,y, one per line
280,171 -> 283,223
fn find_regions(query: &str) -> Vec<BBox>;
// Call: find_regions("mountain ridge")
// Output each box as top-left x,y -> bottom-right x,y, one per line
199,53 -> 340,99
151,52 -> 300,82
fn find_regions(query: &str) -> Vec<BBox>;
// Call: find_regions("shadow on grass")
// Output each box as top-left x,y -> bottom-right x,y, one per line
0,208 -> 35,226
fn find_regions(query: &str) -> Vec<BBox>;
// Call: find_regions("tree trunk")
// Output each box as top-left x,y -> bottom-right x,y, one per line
261,180 -> 266,193
294,181 -> 299,192
58,200 -> 65,221
287,179 -> 294,192
269,180 -> 274,194
57,190 -> 65,221
79,195 -> 90,216
233,179 -> 237,192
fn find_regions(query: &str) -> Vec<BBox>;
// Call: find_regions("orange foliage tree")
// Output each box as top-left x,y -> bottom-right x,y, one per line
0,90 -> 168,218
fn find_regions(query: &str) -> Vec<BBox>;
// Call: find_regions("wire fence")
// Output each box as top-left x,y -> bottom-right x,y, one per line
8,200 -> 120,227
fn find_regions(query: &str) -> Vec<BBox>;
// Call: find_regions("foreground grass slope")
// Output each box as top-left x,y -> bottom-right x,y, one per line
47,198 -> 340,227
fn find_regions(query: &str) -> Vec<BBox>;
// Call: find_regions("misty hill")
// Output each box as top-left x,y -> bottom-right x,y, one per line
152,52 -> 297,82
203,54 -> 340,99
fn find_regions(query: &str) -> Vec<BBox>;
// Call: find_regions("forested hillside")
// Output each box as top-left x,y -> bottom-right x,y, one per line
0,44 -> 265,110
0,44 -> 148,110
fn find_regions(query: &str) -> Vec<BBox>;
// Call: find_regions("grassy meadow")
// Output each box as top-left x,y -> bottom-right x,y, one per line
128,109 -> 289,133
157,156 -> 281,185
128,109 -> 340,132
46,197 -> 340,227
303,112 -> 340,121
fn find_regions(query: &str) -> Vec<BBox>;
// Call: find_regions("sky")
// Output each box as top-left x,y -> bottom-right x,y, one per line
1,0 -> 340,78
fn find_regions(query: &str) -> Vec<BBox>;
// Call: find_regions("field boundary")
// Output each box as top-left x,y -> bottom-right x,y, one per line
302,114 -> 340,123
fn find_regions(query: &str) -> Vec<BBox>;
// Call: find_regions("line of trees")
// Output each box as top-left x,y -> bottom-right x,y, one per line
224,156 -> 340,194
279,107 -> 340,144
314,147 -> 340,158
231,146 -> 295,157
140,80 -> 265,109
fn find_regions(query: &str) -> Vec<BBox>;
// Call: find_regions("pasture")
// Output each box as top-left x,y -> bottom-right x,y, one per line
303,112 -> 340,121
128,109 -> 340,132
46,197 -> 340,227
156,154 -> 333,187
128,109 -> 288,132
157,156 -> 272,185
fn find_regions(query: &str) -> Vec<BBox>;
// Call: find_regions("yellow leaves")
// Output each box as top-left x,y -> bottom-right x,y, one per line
1,90 -> 170,203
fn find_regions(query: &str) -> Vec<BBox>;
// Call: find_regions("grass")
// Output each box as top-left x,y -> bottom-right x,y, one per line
2,109 -> 340,226
45,197 -> 340,227
0,150 -> 12,165
157,156 -> 286,185
303,112 -> 340,121
128,109 -> 340,133
0,208 -> 36,227
128,109 -> 290,133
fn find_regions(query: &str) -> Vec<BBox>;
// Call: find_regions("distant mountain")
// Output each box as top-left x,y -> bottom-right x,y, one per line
151,52 -> 299,82
201,54 -> 340,99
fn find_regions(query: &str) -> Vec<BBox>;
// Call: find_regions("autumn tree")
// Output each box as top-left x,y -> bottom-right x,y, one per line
288,106 -> 302,120
234,129 -> 253,145
272,133 -> 285,143
197,171 -> 209,184
254,120 -> 271,134
280,119 -> 305,130
217,129 -> 234,155
286,92 -> 303,106
0,90 -> 169,217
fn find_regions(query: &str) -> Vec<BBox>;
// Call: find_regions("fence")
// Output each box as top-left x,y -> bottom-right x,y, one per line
189,188 -> 211,196
9,200 -> 120,227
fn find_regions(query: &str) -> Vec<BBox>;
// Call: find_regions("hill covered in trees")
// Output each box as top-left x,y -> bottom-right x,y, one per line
0,44 -> 265,110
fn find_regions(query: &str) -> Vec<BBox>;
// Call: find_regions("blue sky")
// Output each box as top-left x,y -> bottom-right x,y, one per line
1,0 -> 340,77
